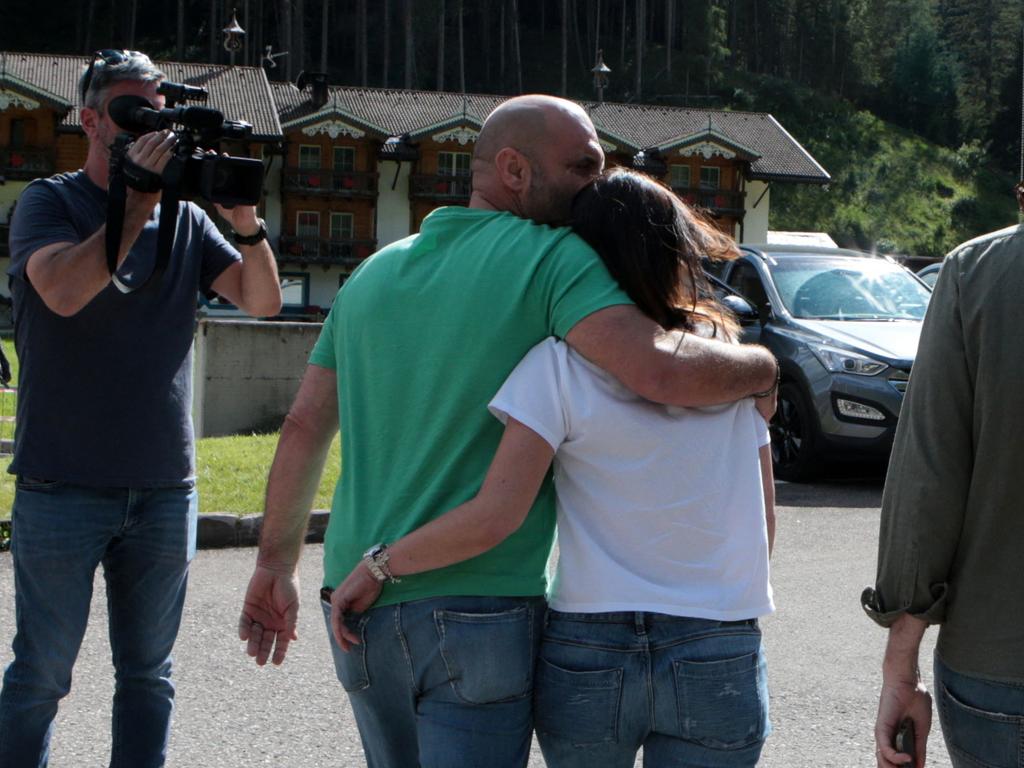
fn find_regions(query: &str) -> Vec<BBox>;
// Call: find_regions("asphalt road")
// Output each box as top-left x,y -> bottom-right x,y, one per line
0,473 -> 951,767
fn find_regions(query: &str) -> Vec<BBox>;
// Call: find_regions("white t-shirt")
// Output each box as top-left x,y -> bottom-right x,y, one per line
489,338 -> 774,621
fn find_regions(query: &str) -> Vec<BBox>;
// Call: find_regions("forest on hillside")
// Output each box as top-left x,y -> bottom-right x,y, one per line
2,0 -> 1023,254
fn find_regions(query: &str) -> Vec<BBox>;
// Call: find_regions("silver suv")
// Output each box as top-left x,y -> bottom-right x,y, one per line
713,245 -> 932,481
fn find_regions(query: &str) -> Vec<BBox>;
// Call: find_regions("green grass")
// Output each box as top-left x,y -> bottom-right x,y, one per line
194,431 -> 341,515
0,430 -> 341,521
1,339 -> 15,521
1,338 -> 16,444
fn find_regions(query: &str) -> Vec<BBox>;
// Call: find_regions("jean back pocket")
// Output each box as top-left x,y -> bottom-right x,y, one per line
434,604 -> 536,704
534,655 -> 622,746
674,650 -> 768,749
939,683 -> 1024,768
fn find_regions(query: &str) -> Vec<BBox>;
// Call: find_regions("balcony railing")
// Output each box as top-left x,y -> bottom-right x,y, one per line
278,235 -> 377,267
671,186 -> 746,216
0,147 -> 54,180
410,173 -> 472,201
283,169 -> 378,197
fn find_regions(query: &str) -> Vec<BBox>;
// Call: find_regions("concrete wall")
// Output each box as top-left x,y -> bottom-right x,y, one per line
742,180 -> 771,244
193,319 -> 323,438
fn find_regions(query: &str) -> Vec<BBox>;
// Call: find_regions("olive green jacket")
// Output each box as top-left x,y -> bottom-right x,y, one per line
863,223 -> 1024,682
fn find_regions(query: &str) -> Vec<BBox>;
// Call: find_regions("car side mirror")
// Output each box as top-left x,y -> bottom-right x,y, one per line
721,294 -> 759,325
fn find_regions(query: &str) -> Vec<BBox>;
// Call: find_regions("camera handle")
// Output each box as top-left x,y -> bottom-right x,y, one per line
105,134 -> 177,294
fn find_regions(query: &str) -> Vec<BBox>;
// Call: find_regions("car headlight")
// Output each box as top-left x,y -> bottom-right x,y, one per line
807,343 -> 888,376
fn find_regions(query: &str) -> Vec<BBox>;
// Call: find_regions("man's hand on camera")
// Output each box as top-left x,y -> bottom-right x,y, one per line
125,129 -> 177,209
215,203 -> 261,238
206,150 -> 262,238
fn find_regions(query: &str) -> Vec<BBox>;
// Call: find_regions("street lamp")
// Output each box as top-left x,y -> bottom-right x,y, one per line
592,49 -> 611,103
223,9 -> 246,65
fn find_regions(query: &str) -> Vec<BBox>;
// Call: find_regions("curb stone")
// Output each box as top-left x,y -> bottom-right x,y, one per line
195,509 -> 331,549
0,511 -> 330,554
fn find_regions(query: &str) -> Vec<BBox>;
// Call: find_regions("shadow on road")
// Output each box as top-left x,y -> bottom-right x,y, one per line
776,460 -> 886,509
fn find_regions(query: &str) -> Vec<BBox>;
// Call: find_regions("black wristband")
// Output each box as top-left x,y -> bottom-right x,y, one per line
121,156 -> 163,193
232,219 -> 267,246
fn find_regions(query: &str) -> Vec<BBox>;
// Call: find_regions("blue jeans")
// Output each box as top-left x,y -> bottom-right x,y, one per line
534,611 -> 771,768
321,594 -> 546,768
0,479 -> 197,768
935,654 -> 1024,768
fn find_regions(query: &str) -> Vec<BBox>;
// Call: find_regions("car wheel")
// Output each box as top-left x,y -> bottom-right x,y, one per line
770,381 -> 824,482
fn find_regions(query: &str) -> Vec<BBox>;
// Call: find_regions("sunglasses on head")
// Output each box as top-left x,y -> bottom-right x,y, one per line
80,49 -> 140,103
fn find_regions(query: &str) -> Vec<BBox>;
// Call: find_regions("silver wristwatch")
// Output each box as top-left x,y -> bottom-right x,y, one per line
362,543 -> 400,584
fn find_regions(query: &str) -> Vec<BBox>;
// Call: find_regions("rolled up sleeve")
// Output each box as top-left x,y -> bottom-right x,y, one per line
864,252 -> 973,627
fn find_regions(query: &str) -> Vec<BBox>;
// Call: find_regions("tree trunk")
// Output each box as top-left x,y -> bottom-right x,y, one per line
585,0 -> 595,63
241,0 -> 250,66
752,0 -> 759,73
620,0 -> 626,68
295,0 -> 306,75
83,0 -> 97,53
209,0 -> 218,64
572,0 -> 586,72
350,0 -> 359,75
729,0 -> 738,65
404,0 -> 414,89
280,0 -> 292,79
359,0 -> 368,85
561,0 -> 568,94
176,0 -> 185,59
831,11 -> 838,82
458,0 -> 466,92
634,0 -> 644,99
321,0 -> 329,73
255,0 -> 264,68
127,0 -> 137,48
665,0 -> 672,72
511,0 -> 522,93
382,0 -> 390,86
108,0 -> 117,49
437,0 -> 446,90
483,0 -> 491,86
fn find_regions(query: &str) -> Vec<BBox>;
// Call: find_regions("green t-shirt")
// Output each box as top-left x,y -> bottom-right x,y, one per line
310,206 -> 631,606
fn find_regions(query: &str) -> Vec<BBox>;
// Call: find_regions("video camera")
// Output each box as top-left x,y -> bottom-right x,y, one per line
102,80 -> 266,293
107,79 -> 263,207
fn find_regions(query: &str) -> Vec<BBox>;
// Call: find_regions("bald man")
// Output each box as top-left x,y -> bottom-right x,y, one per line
239,95 -> 777,767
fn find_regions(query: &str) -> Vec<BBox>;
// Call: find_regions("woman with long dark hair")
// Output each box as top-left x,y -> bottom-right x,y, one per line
331,167 -> 775,767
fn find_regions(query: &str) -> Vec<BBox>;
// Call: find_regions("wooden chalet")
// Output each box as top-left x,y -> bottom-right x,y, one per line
0,51 -> 830,315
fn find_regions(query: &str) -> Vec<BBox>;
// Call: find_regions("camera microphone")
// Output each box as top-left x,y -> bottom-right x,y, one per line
157,80 -> 208,104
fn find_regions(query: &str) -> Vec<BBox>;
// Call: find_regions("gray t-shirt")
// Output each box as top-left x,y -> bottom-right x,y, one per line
6,171 -> 240,486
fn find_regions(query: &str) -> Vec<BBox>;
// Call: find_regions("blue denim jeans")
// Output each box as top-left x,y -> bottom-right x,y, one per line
0,479 -> 197,768
321,593 -> 546,768
935,654 -> 1024,768
534,611 -> 770,768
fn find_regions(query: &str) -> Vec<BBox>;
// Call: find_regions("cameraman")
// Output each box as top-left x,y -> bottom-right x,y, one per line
0,50 -> 281,767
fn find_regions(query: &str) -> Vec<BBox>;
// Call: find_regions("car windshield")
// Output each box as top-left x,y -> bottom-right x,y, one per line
767,256 -> 931,321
